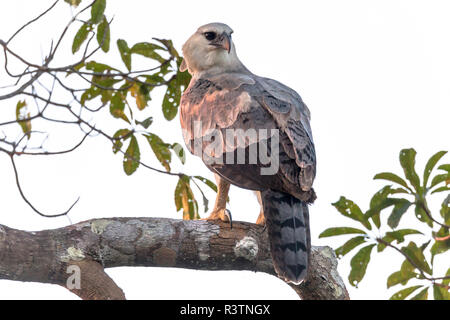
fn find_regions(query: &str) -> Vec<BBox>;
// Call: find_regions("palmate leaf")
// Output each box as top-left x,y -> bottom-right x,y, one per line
399,148 -> 422,193
332,197 -> 372,230
319,227 -> 366,238
390,285 -> 422,300
335,236 -> 367,258
423,151 -> 447,188
348,244 -> 376,287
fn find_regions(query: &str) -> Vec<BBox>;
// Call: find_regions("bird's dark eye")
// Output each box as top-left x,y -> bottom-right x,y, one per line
204,32 -> 217,41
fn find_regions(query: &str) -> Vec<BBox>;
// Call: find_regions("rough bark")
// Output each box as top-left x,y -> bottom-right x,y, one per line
0,218 -> 349,300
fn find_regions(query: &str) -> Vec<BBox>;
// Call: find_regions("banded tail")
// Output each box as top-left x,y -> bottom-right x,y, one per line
261,189 -> 310,284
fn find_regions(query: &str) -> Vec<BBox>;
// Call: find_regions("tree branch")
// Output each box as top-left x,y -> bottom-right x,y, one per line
0,218 -> 349,300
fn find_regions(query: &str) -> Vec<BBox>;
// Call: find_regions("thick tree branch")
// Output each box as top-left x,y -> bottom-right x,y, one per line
0,218 -> 349,300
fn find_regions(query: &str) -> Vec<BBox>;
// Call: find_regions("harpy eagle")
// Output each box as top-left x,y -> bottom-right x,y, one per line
179,23 -> 316,284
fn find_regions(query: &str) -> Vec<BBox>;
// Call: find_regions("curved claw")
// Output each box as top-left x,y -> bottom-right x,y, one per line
224,209 -> 232,229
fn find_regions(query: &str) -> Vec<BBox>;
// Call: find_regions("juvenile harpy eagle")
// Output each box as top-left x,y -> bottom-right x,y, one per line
179,23 -> 316,284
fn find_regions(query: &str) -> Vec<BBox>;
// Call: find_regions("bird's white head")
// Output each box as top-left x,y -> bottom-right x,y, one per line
181,22 -> 244,76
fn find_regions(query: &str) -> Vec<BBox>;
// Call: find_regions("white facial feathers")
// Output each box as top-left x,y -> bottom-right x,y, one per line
181,22 -> 245,76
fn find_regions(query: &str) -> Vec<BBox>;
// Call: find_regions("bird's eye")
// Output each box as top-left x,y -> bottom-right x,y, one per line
204,32 -> 217,41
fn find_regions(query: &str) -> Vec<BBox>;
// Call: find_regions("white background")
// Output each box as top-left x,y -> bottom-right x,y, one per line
0,0 -> 449,299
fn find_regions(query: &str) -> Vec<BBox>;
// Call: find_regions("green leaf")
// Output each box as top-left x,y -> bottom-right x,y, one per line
154,38 -> 179,58
386,259 -> 418,287
390,285 -> 422,300
319,227 -> 367,238
193,176 -> 218,193
162,77 -> 181,121
145,133 -> 171,172
423,151 -> 447,188
433,285 -> 450,300
348,244 -> 376,287
135,117 -> 153,129
335,236 -> 366,258
110,92 -> 130,123
171,142 -> 186,165
441,194 -> 450,222
430,226 -> 449,259
130,83 -> 150,110
401,242 -> 432,275
430,173 -> 450,189
72,23 -> 90,54
96,16 -> 110,52
414,202 -> 433,227
123,135 -> 140,175
431,186 -> 450,194
85,60 -> 118,73
438,164 -> 450,173
379,229 -> 423,251
387,199 -> 412,229
399,148 -> 421,193
410,287 -> 428,300
374,172 -> 411,191
117,39 -> 131,71
16,100 -> 31,139
131,42 -> 165,63
91,0 -> 106,24
443,268 -> 450,286
384,229 -> 422,243
174,176 -> 200,220
387,271 -> 416,288
366,186 -> 396,228
332,197 -> 372,230
65,0 -> 82,7
80,85 -> 101,105
112,129 -> 131,153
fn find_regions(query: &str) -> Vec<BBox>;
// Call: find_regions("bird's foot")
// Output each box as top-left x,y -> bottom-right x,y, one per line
203,208 -> 232,229
256,210 -> 266,226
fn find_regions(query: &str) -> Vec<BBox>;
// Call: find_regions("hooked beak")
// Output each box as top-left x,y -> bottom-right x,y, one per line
221,33 -> 231,54
211,32 -> 231,53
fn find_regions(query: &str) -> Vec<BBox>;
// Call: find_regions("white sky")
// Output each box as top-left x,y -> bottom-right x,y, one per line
0,0 -> 449,300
